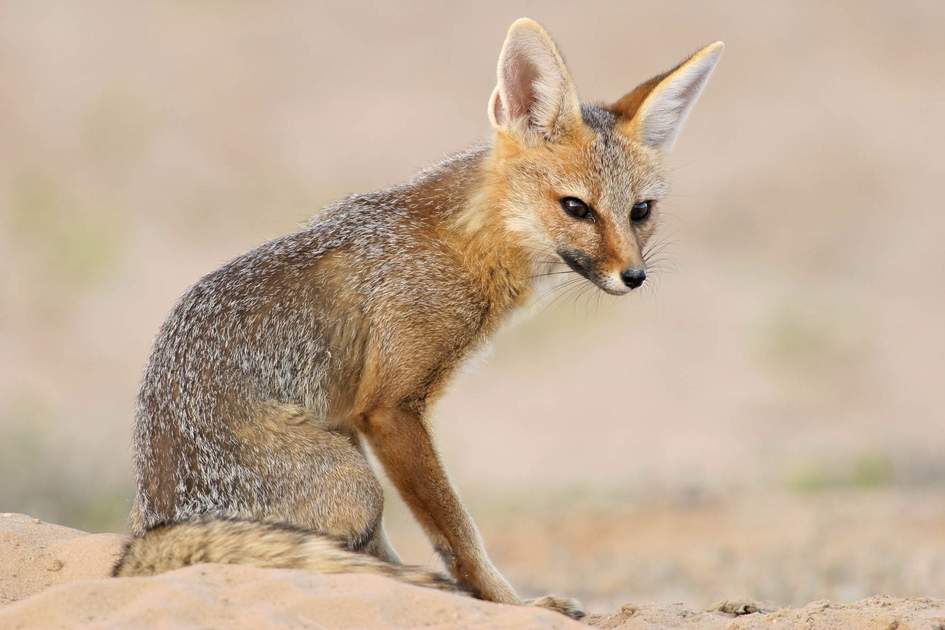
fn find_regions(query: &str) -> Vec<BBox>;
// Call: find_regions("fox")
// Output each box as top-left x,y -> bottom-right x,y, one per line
119,17 -> 723,620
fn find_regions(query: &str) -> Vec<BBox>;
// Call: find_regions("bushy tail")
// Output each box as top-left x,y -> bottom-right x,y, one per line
113,518 -> 462,593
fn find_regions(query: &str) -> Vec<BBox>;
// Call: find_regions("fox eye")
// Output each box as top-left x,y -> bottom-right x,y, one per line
560,197 -> 593,221
630,200 -> 653,223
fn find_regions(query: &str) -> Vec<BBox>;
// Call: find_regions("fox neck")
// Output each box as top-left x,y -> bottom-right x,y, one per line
406,144 -> 538,321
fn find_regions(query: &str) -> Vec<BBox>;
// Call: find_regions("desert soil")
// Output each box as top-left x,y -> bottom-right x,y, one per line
2,513 -> 943,629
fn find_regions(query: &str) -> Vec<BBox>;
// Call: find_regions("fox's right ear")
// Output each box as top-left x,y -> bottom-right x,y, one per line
612,41 -> 724,151
488,18 -> 581,142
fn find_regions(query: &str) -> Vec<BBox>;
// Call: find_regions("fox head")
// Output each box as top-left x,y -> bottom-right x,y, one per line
487,18 -> 723,295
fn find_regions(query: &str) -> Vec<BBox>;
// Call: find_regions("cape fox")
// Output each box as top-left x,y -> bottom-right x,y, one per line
121,17 -> 723,619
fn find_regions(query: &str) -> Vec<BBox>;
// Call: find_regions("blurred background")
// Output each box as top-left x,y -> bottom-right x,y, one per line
2,0 -> 944,612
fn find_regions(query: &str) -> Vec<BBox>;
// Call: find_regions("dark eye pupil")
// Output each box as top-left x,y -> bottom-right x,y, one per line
560,197 -> 590,220
631,201 -> 652,222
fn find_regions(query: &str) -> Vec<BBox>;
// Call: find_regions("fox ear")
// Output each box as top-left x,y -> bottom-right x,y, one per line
613,41 -> 724,150
489,18 -> 581,141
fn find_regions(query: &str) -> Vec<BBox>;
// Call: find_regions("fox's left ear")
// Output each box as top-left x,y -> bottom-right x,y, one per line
489,18 -> 582,142
612,41 -> 724,150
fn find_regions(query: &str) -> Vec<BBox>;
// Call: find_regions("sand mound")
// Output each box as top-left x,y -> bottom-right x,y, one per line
1,513 -> 942,629
0,512 -> 125,605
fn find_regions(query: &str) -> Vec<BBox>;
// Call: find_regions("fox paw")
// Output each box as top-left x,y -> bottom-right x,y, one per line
526,594 -> 586,620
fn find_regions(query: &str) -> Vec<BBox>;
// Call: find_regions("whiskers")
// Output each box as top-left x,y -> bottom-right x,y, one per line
528,257 -> 608,318
535,275 -> 591,317
525,240 -> 676,318
527,258 -> 585,316
529,257 -> 572,280
641,237 -> 676,296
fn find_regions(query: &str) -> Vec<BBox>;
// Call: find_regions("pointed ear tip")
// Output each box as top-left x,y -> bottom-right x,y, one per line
506,17 -> 547,36
704,41 -> 725,56
687,41 -> 724,70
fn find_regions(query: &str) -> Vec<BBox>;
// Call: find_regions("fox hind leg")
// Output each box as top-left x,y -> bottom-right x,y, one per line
233,404 -> 388,553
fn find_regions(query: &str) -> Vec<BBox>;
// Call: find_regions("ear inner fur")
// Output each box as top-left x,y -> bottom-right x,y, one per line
489,18 -> 582,142
611,41 -> 724,149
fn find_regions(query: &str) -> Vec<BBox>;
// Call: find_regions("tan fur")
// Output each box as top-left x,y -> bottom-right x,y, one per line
125,17 -> 722,622
113,518 -> 460,592
615,41 -> 725,149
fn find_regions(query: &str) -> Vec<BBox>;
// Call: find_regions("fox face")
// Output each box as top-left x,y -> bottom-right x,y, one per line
487,19 -> 723,295
492,107 -> 666,295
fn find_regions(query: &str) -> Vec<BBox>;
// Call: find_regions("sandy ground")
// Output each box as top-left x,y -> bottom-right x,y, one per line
384,489 -> 945,612
3,513 -> 944,629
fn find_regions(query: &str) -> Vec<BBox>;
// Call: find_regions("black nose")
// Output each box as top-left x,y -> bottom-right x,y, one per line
620,267 -> 646,289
